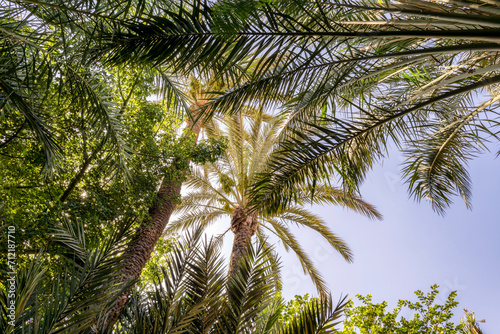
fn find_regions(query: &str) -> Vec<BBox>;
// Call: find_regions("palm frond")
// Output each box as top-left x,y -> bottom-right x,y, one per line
285,185 -> 382,220
220,242 -> 281,334
98,1 -> 234,75
402,109 -> 486,214
165,206 -> 229,236
1,216 -> 135,334
271,206 -> 354,263
264,219 -> 329,297
277,294 -> 347,334
0,36 -> 61,173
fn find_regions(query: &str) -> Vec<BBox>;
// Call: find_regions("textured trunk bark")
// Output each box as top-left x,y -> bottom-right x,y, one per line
105,106 -> 203,328
228,206 -> 258,276
107,180 -> 181,324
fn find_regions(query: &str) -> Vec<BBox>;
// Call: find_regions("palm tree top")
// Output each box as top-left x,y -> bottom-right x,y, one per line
169,110 -> 381,295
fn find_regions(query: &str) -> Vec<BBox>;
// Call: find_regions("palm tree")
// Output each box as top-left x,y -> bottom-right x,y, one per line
211,0 -> 500,215
106,74 -> 234,326
0,219 -> 346,334
99,0 -> 500,214
116,227 -> 347,334
168,109 -> 381,295
0,218 -> 134,334
461,309 -> 485,334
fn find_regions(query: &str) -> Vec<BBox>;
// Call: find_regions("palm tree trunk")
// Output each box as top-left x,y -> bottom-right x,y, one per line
105,106 -> 203,327
229,206 -> 257,275
107,179 -> 181,323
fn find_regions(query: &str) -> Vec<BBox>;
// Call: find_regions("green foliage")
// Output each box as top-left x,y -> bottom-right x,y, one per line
118,229 -> 347,334
0,61 -> 227,280
341,285 -> 464,333
280,293 -> 317,325
138,235 -> 177,287
0,218 -> 134,334
1,66 -> 163,251
190,136 -> 229,165
165,132 -> 228,174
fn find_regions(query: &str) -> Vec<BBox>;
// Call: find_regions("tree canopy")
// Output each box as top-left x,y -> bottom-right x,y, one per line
0,0 -> 494,331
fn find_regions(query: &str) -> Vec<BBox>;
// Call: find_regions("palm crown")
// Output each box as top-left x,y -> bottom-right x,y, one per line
168,109 -> 381,296
98,0 -> 500,214
5,0 -> 500,213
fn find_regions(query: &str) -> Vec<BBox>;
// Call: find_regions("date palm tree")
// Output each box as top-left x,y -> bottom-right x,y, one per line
98,0 -> 500,214
116,227 -> 347,334
0,217 -> 135,334
0,220 -> 346,334
168,109 -> 381,295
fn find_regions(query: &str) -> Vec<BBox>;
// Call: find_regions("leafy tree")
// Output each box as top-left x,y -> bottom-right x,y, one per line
169,109 -> 381,295
137,235 -> 177,287
0,44 -> 226,327
0,0 -> 187,261
0,61 -> 182,266
341,285 -> 464,333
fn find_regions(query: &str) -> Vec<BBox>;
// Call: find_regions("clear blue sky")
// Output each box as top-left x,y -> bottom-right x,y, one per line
205,150 -> 500,331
